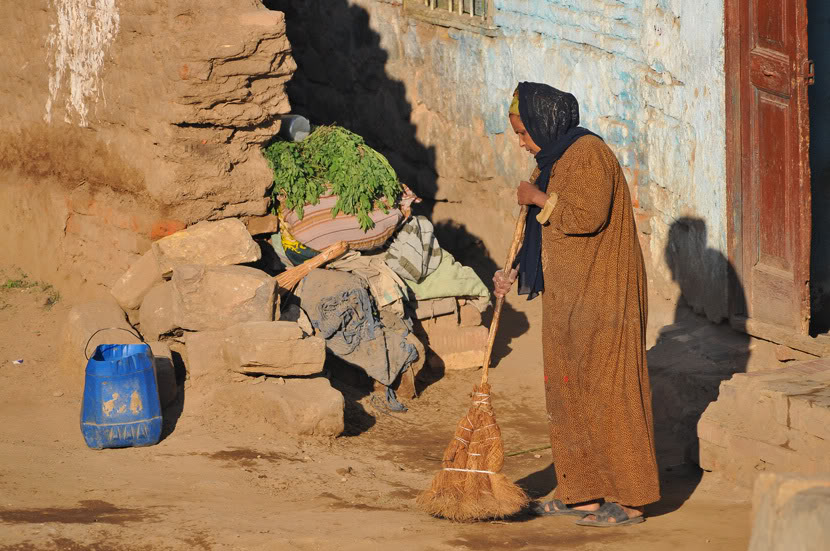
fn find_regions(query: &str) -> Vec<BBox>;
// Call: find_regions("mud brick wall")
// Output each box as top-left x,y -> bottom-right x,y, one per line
0,0 -> 294,296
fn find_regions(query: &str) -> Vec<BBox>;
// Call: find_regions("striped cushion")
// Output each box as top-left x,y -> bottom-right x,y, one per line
385,215 -> 442,283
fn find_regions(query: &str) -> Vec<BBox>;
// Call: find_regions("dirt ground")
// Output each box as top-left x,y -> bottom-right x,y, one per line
0,266 -> 751,551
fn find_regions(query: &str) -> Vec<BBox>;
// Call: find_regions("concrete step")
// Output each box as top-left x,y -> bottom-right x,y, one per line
698,359 -> 830,487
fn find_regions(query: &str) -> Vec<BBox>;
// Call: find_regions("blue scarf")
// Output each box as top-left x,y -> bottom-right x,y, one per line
514,82 -> 601,299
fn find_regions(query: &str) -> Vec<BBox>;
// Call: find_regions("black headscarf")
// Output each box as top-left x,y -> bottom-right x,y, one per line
514,82 -> 601,299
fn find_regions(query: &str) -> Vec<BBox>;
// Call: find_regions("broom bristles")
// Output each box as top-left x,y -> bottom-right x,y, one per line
416,383 -> 529,521
276,241 -> 349,292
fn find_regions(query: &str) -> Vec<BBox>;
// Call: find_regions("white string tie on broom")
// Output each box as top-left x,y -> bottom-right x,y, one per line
473,392 -> 491,406
442,467 -> 496,474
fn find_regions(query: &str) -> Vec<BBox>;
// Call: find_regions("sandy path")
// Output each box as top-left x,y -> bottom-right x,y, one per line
0,271 -> 750,550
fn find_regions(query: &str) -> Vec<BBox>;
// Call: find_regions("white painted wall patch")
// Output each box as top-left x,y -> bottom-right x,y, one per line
44,0 -> 120,126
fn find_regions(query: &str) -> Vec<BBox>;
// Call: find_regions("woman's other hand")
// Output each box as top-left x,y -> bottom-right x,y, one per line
493,268 -> 518,298
517,181 -> 548,207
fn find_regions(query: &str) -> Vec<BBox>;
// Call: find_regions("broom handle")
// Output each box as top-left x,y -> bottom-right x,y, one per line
481,205 -> 528,385
275,241 -> 348,289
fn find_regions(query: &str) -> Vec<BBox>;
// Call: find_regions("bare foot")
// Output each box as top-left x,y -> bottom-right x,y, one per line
570,501 -> 602,512
543,499 -> 601,513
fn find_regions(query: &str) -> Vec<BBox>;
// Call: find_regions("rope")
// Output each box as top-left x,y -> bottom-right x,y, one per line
443,468 -> 495,474
473,391 -> 491,407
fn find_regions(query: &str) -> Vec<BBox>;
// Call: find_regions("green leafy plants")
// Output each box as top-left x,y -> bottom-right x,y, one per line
0,273 -> 61,309
3,275 -> 35,289
263,125 -> 402,231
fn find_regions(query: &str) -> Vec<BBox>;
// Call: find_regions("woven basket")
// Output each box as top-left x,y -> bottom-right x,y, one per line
279,186 -> 417,252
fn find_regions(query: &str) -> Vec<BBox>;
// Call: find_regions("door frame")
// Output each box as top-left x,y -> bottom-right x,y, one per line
725,0 -> 744,325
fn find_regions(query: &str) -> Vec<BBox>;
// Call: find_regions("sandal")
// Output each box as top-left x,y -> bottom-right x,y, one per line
530,499 -> 591,518
575,502 -> 645,527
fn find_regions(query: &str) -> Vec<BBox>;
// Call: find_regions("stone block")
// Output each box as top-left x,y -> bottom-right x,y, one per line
789,389 -> 830,441
184,330 -> 229,383
420,325 -> 488,370
421,324 -> 487,353
410,297 -> 456,320
152,219 -> 261,275
148,341 -> 178,409
110,250 -> 164,310
458,303 -> 482,327
775,344 -> 817,363
223,321 -> 326,376
698,359 -> 830,487
428,350 -> 486,371
61,298 -> 142,387
243,214 -> 279,236
749,473 -> 830,551
222,377 -> 344,437
139,282 -> 177,341
172,265 -> 277,331
415,312 -> 459,332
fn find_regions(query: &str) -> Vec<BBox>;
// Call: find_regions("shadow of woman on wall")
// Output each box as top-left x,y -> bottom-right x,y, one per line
645,216 -> 750,517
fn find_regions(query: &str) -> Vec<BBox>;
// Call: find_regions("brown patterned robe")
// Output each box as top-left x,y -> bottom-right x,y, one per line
538,135 -> 660,506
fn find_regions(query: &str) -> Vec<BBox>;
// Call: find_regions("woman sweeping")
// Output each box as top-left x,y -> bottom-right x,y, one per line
493,82 -> 660,526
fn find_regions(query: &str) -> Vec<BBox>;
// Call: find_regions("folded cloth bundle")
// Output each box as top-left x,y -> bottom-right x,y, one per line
404,250 -> 491,313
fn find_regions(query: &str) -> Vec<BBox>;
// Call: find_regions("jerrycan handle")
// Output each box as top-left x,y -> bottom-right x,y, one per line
84,327 -> 145,360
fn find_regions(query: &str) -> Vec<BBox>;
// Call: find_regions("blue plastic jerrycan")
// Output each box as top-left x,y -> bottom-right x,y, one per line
80,344 -> 163,449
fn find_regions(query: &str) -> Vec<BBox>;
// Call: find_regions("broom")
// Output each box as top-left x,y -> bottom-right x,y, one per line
416,205 -> 530,521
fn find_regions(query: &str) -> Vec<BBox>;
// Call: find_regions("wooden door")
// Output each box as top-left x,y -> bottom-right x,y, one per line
727,0 -> 812,339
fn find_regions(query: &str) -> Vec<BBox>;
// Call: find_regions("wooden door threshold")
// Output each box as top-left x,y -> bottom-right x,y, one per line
731,316 -> 830,357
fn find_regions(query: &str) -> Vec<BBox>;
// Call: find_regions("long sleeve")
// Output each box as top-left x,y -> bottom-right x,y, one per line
548,142 -> 614,235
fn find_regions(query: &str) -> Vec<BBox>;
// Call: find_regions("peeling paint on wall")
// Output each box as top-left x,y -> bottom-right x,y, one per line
44,0 -> 120,126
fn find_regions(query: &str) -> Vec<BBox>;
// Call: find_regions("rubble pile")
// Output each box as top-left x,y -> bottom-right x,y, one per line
62,209 -> 493,438
63,217 -> 340,437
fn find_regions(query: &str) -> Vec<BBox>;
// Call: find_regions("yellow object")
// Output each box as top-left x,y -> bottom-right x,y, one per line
280,229 -> 304,253
277,205 -> 306,253
509,94 -> 520,116
536,193 -> 559,224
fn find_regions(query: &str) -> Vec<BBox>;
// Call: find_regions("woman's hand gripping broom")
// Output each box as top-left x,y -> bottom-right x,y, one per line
416,206 -> 530,521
